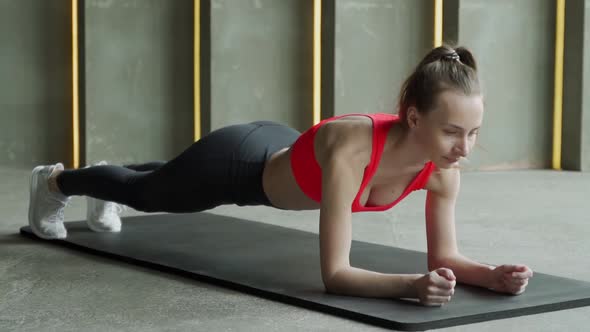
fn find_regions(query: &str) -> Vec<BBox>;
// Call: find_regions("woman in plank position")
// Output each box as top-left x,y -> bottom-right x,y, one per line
28,45 -> 533,306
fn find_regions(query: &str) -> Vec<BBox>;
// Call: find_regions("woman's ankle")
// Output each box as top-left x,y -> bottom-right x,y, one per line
48,170 -> 63,194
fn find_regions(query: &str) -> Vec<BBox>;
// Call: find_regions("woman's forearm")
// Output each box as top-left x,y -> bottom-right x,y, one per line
432,254 -> 494,289
324,266 -> 422,299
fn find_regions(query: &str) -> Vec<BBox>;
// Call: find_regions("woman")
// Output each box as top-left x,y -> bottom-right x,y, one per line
28,45 -> 533,307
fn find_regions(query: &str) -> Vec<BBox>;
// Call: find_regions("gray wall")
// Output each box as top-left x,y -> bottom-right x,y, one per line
583,1 -> 590,170
0,0 -> 586,171
0,0 -> 72,167
332,0 -> 433,117
85,0 -> 194,165
209,0 -> 314,132
562,0 -> 590,171
445,0 -> 555,170
329,0 -> 555,169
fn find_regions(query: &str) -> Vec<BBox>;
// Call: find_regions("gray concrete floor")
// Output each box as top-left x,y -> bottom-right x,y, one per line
1,165 -> 590,331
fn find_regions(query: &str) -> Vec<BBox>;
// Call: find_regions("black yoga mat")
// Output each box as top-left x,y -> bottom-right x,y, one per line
20,213 -> 590,331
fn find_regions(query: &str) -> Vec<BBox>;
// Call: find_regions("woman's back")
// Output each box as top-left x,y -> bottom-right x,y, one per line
262,115 -> 374,210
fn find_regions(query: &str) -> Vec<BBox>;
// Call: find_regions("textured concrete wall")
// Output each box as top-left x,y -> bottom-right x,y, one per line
332,0 -> 555,170
562,0 -> 585,170
85,0 -> 193,165
563,0 -> 590,171
209,0 -> 314,132
583,1 -> 590,170
333,0 -> 433,116
447,0 -> 555,170
0,0 -> 72,167
0,0 -> 581,171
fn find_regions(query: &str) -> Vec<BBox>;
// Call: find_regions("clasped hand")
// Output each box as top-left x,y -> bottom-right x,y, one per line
488,264 -> 533,295
414,264 -> 533,306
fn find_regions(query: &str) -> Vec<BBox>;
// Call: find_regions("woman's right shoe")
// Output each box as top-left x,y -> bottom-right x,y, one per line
28,163 -> 70,239
86,161 -> 124,232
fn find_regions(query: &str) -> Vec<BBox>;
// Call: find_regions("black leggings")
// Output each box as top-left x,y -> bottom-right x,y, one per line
56,121 -> 301,213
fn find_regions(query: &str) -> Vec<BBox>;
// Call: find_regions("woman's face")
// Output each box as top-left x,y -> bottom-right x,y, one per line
409,90 -> 484,169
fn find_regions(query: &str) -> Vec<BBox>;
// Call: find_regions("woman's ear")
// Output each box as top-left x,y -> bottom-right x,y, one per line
406,106 -> 420,129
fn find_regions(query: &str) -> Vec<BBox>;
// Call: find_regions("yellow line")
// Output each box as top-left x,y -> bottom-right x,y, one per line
194,0 -> 201,141
313,0 -> 321,125
72,0 -> 80,168
434,0 -> 443,47
552,0 -> 565,170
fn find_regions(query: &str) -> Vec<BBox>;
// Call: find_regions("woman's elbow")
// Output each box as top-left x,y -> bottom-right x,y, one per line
321,270 -> 335,291
321,267 -> 347,294
322,275 -> 338,294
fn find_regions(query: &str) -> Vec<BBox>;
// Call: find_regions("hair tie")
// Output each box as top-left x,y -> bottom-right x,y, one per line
444,52 -> 460,61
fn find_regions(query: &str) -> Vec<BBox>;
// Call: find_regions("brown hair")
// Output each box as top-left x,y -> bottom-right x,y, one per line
397,45 -> 481,127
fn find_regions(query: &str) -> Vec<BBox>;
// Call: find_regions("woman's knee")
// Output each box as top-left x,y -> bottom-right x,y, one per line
120,179 -> 167,213
124,192 -> 160,213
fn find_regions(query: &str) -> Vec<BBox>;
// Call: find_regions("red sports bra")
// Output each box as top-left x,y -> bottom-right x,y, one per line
290,113 -> 435,213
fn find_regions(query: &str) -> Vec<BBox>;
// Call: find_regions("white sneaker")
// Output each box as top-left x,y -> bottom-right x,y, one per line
28,163 -> 70,240
86,161 -> 125,232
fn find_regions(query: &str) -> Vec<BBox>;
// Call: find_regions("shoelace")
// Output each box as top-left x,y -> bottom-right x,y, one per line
44,195 -> 69,224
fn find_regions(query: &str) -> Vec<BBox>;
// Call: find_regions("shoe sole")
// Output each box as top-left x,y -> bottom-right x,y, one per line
28,166 -> 65,240
87,222 -> 121,233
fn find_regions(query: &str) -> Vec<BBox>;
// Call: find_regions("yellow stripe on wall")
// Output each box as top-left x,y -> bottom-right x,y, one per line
434,0 -> 443,47
72,0 -> 80,169
194,0 -> 201,141
552,0 -> 565,170
313,0 -> 321,125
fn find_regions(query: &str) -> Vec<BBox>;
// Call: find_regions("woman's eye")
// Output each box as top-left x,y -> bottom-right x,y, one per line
444,130 -> 458,135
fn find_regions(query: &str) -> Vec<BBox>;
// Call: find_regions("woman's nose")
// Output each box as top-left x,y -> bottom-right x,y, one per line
455,137 -> 470,156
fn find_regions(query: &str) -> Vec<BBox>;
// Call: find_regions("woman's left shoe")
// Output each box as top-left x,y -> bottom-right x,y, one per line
28,163 -> 70,239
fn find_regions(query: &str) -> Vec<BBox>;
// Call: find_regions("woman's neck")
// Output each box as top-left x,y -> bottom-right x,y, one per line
382,123 -> 430,172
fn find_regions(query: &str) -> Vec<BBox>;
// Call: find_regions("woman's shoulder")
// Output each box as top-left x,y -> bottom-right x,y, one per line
318,114 -> 373,144
314,115 -> 373,167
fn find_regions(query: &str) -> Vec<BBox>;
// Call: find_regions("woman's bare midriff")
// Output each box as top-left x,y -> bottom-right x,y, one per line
262,147 -> 321,211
